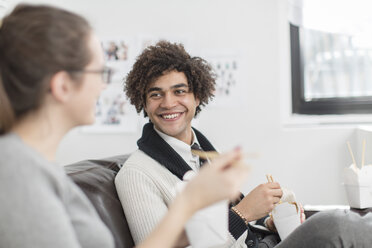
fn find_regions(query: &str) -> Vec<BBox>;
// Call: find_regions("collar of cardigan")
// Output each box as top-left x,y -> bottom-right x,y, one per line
137,122 -> 216,180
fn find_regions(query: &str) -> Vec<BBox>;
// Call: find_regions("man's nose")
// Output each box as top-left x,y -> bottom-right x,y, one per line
160,92 -> 176,108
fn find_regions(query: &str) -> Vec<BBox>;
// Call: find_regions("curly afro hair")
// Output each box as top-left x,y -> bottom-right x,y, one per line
124,40 -> 216,117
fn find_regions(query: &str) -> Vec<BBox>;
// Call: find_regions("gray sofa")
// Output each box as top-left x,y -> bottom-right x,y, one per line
65,154 -> 134,248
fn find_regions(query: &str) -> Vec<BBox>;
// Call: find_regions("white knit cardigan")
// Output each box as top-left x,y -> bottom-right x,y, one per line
115,149 -> 248,247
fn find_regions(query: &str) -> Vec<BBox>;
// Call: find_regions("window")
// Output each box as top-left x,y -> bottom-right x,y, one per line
289,0 -> 372,115
291,23 -> 372,115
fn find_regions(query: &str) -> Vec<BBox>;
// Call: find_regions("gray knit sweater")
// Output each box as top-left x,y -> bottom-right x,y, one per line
0,133 -> 114,248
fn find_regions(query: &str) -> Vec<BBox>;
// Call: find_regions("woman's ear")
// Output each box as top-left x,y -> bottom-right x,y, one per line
49,71 -> 73,103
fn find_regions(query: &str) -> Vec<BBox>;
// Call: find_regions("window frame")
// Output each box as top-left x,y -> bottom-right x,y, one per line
290,23 -> 372,115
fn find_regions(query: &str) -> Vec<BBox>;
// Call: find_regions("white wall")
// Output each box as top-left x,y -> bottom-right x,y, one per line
7,0 -> 362,205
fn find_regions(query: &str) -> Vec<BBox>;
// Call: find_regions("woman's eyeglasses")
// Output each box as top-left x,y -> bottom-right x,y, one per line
68,67 -> 114,84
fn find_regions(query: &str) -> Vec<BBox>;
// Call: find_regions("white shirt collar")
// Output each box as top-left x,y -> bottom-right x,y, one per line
154,126 -> 201,171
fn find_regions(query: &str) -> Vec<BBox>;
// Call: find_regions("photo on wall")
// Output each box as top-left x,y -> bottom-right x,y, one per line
204,52 -> 247,107
101,37 -> 138,82
81,82 -> 140,133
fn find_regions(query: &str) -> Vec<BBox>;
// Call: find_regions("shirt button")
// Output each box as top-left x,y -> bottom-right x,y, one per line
247,240 -> 255,247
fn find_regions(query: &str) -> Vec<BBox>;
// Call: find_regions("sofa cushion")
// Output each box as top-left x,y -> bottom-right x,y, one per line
65,154 -> 134,248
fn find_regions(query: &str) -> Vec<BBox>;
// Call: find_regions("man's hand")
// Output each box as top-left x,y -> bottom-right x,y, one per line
299,203 -> 306,223
234,182 -> 282,222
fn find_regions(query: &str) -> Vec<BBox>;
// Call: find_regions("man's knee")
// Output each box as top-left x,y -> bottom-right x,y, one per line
289,210 -> 347,244
305,210 -> 346,235
279,210 -> 372,247
278,211 -> 346,247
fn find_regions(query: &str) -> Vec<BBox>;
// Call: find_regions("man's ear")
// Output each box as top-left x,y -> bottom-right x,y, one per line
49,71 -> 73,103
195,97 -> 200,106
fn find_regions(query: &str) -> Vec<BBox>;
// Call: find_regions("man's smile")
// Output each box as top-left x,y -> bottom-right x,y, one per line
158,112 -> 184,120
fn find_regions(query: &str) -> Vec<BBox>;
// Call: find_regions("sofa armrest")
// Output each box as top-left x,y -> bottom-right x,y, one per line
65,154 -> 134,248
304,205 -> 372,219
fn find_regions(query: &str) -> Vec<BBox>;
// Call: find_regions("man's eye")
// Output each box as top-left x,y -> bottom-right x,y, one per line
149,93 -> 161,98
175,89 -> 187,94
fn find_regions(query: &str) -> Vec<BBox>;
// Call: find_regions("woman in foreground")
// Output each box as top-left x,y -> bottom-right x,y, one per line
0,4 -> 249,248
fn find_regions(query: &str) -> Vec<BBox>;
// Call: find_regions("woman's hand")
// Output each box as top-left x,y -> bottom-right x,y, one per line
182,149 -> 250,214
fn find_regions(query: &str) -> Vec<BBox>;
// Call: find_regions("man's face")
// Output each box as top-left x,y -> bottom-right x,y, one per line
144,70 -> 200,144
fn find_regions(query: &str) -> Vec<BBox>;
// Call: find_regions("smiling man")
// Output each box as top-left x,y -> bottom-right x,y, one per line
114,41 -> 285,248
115,41 -> 372,248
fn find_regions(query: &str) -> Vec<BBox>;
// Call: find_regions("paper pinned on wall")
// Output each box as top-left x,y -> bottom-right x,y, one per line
79,37 -> 140,133
204,53 -> 247,107
80,82 -> 141,133
101,37 -> 139,82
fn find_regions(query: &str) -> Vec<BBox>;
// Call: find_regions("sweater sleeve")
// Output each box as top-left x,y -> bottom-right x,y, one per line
0,164 -> 82,248
229,209 -> 249,239
115,166 -> 170,245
